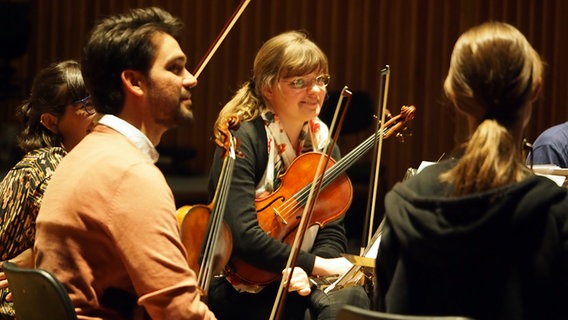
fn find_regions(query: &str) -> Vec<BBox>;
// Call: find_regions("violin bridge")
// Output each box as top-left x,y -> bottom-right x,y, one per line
273,209 -> 288,224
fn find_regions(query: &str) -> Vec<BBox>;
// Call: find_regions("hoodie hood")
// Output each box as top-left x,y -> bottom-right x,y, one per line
385,159 -> 567,268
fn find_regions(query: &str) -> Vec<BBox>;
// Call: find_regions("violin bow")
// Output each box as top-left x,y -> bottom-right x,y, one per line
270,86 -> 353,320
361,65 -> 390,253
192,0 -> 252,79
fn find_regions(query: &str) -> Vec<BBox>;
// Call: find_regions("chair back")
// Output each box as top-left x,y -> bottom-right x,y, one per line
337,305 -> 475,320
3,261 -> 77,320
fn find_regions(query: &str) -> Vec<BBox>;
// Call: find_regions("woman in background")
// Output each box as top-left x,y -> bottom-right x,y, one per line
375,21 -> 568,319
0,60 -> 95,319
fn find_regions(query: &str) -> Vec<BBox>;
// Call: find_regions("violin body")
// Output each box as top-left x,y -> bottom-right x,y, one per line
178,204 -> 233,279
227,152 -> 353,285
256,153 -> 353,238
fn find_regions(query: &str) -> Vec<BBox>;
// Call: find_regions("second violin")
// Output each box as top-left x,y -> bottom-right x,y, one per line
178,115 -> 242,296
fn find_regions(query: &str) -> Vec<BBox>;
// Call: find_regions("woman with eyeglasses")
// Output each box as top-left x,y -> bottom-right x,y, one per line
205,30 -> 369,320
0,60 -> 95,319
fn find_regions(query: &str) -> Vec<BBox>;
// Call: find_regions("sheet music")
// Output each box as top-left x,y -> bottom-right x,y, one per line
531,164 -> 567,187
417,161 -> 436,173
365,234 -> 381,259
323,229 -> 381,293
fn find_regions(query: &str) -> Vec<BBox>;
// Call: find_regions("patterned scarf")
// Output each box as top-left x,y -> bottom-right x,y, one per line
256,110 -> 329,196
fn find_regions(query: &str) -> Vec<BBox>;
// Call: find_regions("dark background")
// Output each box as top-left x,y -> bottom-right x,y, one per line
1,0 -> 566,248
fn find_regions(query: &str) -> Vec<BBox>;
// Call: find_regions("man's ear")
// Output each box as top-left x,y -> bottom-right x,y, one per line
40,113 -> 59,134
121,70 -> 144,96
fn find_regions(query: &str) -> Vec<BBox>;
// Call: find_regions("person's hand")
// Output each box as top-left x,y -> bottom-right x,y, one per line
0,264 -> 12,302
0,249 -> 34,303
282,267 -> 312,296
0,272 -> 8,289
312,256 -> 353,277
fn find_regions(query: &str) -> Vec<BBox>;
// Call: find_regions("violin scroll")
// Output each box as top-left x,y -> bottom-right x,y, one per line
215,115 -> 243,158
381,105 -> 416,142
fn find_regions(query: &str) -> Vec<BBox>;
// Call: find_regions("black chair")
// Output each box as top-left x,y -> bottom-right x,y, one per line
3,261 -> 77,320
337,305 -> 474,320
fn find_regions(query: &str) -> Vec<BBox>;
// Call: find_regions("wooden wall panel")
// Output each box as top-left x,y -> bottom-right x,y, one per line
1,0 -> 567,196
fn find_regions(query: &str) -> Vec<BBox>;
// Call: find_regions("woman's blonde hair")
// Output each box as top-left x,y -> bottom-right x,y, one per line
440,21 -> 543,196
214,30 -> 328,136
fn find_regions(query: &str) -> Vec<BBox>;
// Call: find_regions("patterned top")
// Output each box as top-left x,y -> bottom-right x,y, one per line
0,147 -> 66,319
257,110 -> 328,196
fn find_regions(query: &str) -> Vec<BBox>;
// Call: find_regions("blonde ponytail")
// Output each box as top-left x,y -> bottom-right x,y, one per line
440,120 -> 531,195
213,81 -> 263,139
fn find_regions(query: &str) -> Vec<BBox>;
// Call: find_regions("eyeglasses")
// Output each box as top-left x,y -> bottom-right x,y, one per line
284,74 -> 331,90
73,96 -> 96,115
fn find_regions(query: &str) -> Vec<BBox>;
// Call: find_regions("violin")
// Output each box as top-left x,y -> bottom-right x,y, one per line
226,105 -> 416,286
177,116 -> 242,296
227,151 -> 353,286
175,0 -> 251,297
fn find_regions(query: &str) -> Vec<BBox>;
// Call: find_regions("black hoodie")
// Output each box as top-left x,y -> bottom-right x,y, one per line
375,159 -> 568,319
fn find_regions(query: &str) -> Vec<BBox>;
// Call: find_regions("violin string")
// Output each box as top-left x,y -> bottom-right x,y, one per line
201,164 -> 228,290
199,146 -> 235,291
276,128 -> 386,220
